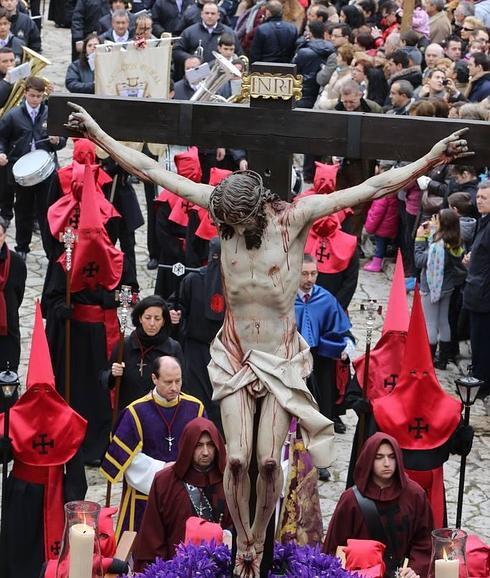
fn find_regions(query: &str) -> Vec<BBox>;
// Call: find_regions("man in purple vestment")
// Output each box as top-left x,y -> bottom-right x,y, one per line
100,356 -> 206,538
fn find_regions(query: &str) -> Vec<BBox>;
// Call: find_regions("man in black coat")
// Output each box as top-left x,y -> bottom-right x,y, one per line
172,0 -> 241,80
173,54 -> 201,99
0,47 -> 14,114
0,0 -> 41,52
99,8 -> 134,42
463,181 -> 490,400
71,0 -> 110,59
0,77 -> 66,259
97,0 -> 135,34
0,216 -> 26,373
250,0 -> 298,64
293,21 -> 333,108
386,49 -> 422,95
180,0 -> 230,32
151,0 -> 194,37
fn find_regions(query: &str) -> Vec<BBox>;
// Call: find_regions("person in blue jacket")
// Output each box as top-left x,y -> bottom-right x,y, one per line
295,253 -> 355,480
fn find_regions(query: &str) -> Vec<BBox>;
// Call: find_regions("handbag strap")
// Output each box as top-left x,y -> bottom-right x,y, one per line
352,485 -> 399,574
184,482 -> 216,522
352,485 -> 389,544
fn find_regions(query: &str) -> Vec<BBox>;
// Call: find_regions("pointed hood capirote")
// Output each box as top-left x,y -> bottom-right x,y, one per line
373,288 -> 462,450
173,417 -> 227,480
353,251 -> 409,400
383,250 -> 410,335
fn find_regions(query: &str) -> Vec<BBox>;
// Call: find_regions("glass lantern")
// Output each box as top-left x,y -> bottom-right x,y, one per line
56,501 -> 104,578
428,528 -> 468,578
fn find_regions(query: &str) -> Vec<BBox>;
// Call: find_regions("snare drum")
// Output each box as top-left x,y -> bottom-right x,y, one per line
13,150 -> 55,187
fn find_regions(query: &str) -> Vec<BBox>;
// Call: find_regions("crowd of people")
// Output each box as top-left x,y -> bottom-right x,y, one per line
0,0 -> 489,575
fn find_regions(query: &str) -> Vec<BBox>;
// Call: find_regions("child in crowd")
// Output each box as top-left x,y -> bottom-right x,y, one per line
448,191 -> 477,250
414,209 -> 467,369
446,192 -> 477,362
363,160 -> 399,272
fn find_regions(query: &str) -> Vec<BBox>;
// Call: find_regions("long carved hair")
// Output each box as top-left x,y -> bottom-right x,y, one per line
209,171 -> 281,250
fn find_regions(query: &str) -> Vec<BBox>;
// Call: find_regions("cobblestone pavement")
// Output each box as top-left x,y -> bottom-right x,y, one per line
3,18 -> 489,543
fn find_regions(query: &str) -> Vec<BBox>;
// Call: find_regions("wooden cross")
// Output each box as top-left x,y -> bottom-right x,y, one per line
48,62 -> 490,202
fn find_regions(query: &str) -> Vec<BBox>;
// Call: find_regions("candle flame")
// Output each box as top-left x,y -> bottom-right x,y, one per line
442,547 -> 448,561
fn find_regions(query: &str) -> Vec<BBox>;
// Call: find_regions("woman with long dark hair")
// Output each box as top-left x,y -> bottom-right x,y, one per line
100,295 -> 184,412
65,33 -> 99,94
414,208 -> 466,368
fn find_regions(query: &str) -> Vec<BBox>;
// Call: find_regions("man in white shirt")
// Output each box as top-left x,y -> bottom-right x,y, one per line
100,355 -> 206,539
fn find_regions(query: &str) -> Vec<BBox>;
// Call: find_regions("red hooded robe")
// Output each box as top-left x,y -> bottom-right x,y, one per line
323,432 -> 433,577
0,303 -> 87,578
132,417 -> 232,571
373,289 -> 462,527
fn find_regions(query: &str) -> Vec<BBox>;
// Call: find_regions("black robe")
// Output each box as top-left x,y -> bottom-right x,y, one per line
316,247 -> 360,310
99,329 -> 184,414
44,261 -> 136,463
178,270 -> 223,431
0,244 -> 27,373
154,199 -> 188,300
0,449 -> 87,578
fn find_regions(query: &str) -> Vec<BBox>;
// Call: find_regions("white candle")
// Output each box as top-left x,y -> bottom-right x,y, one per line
435,558 -> 459,578
68,523 -> 95,578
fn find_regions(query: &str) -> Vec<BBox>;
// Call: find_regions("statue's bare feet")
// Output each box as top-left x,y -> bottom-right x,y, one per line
234,545 -> 260,578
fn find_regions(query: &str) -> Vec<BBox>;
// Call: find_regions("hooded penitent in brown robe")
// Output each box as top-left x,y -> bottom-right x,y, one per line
323,432 -> 433,578
132,417 -> 232,571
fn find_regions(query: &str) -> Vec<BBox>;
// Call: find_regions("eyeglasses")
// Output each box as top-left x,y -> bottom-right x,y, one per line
462,27 -> 475,31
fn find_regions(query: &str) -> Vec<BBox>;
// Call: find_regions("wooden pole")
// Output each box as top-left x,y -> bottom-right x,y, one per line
401,0 -> 416,33
64,270 -> 72,405
105,285 -> 135,509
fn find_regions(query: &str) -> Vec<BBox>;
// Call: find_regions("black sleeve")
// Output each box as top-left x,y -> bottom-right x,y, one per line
448,419 -> 474,457
151,0 -> 166,38
335,249 -> 359,310
99,340 -> 121,390
63,447 -> 88,502
65,62 -> 95,94
345,373 -> 371,416
0,79 -> 12,108
71,0 -> 86,41
28,20 -> 42,52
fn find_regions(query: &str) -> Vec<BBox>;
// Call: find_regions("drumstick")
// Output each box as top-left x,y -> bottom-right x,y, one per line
34,137 -> 50,144
402,558 -> 409,569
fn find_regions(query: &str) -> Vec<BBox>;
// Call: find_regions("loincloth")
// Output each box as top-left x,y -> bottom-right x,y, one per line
208,329 -> 335,468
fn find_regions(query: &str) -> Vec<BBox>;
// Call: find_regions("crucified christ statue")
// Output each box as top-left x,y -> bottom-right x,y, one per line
65,103 -> 471,577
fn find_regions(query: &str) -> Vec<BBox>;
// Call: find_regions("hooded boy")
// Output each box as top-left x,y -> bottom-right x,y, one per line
323,432 -> 433,578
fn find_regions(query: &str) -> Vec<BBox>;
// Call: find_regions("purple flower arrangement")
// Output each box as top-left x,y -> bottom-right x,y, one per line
125,540 -> 231,577
125,540 -> 359,577
269,542 -> 360,578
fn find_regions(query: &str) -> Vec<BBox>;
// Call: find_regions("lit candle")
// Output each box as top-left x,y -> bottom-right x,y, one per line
435,558 -> 459,578
68,523 -> 94,578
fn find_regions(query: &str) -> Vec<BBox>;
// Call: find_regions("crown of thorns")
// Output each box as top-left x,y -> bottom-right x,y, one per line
208,170 -> 267,226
